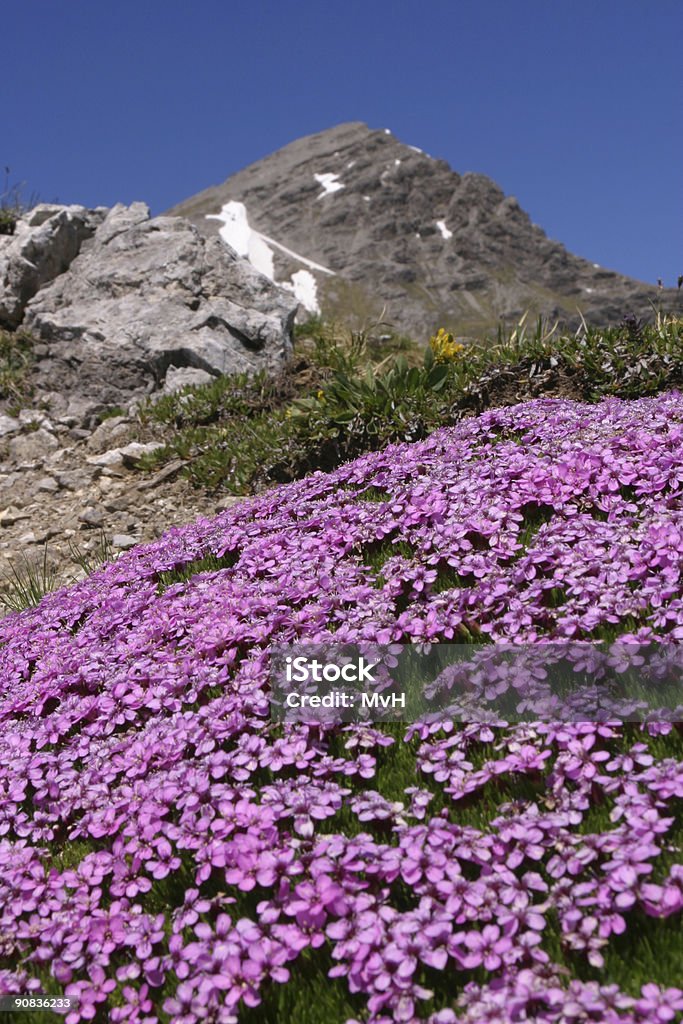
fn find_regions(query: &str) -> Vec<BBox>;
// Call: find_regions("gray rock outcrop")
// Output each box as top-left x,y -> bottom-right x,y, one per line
1,202 -> 297,423
167,121 -> 680,337
0,204 -> 106,328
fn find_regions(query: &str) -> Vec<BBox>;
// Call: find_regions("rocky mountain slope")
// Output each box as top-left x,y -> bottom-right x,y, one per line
0,405 -> 240,602
167,121 -> 678,338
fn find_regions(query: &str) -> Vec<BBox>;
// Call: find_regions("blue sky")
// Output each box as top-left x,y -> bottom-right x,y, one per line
4,0 -> 681,285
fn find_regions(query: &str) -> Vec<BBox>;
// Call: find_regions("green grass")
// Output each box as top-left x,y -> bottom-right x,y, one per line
96,405 -> 126,422
0,543 -> 58,612
0,328 -> 35,410
0,534 -> 116,614
0,168 -> 35,236
239,951 -> 364,1024
133,313 -> 683,496
155,549 -> 241,591
67,532 -> 114,577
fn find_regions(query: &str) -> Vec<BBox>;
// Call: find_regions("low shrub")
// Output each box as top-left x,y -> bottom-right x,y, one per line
135,313 -> 683,495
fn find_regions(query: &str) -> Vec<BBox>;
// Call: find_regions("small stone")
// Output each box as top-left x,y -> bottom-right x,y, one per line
0,415 -> 21,438
33,527 -> 61,544
56,469 -> 95,490
36,476 -> 59,492
162,366 -> 214,394
19,531 -> 37,545
87,448 -> 125,468
78,507 -> 104,528
86,442 -> 162,469
87,416 -> 130,454
111,533 -> 138,550
18,409 -> 54,432
103,497 -> 130,512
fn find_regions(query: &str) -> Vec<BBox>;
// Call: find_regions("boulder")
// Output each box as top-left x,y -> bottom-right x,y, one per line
0,204 -> 105,328
7,428 -> 60,465
21,204 -> 297,416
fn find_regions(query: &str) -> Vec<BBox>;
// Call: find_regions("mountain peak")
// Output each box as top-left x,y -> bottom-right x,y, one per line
167,125 -> 676,336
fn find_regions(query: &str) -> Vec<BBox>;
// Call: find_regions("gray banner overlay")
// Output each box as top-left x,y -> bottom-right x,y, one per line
268,643 -> 683,724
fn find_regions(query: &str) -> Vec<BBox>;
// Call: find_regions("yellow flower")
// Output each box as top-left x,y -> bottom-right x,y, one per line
429,327 -> 464,363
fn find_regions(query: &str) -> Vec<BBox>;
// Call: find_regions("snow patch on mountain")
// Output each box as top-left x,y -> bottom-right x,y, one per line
314,173 -> 344,198
281,270 -> 320,314
436,220 -> 453,240
207,201 -> 274,279
207,201 -> 332,314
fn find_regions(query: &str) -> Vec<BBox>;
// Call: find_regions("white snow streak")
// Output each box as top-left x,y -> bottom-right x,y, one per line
314,172 -> 345,197
436,220 -> 453,240
258,232 -> 335,275
207,201 -> 334,316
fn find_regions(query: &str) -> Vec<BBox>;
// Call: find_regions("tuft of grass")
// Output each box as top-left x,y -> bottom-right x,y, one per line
457,310 -> 683,410
0,166 -> 38,236
0,543 -> 58,612
0,535 -> 120,615
0,329 -> 35,408
0,207 -> 16,236
67,532 -> 114,577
